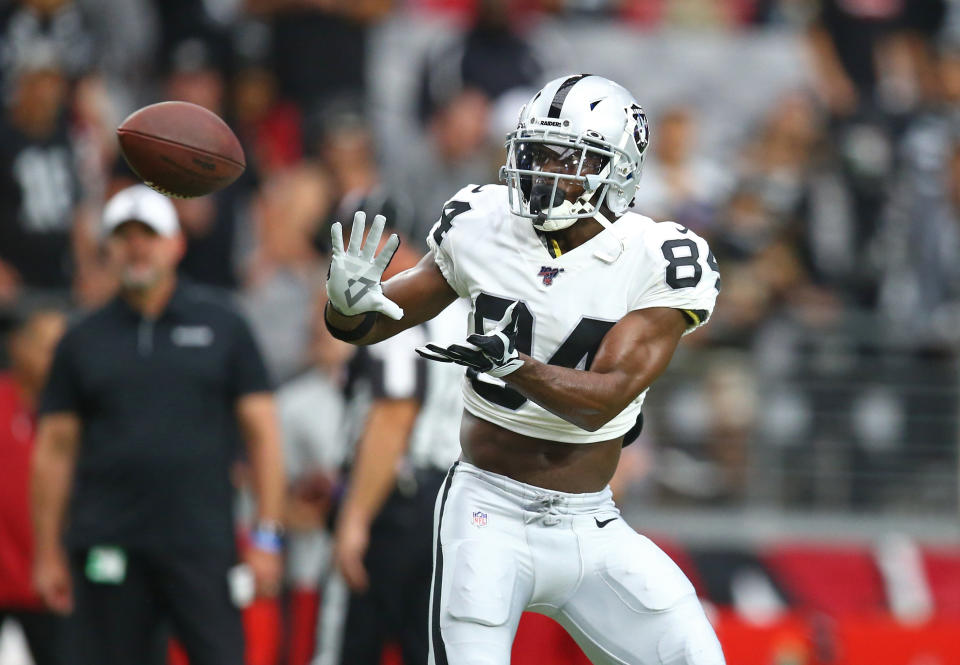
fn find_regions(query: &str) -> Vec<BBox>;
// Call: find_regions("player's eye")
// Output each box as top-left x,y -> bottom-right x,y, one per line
516,143 -> 607,180
580,152 -> 609,176
515,142 -> 537,171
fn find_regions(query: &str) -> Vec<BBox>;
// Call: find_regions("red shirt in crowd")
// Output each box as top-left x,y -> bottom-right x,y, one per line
0,373 -> 42,609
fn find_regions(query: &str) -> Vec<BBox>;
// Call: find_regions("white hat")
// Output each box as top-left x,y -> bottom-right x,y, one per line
102,185 -> 180,238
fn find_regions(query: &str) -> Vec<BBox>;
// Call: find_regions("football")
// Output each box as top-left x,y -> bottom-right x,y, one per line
117,101 -> 245,198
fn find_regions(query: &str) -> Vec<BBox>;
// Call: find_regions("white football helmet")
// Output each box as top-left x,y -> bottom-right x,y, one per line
501,74 -> 650,232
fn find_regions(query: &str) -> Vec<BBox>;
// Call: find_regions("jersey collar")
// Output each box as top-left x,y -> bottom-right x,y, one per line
521,213 -> 627,266
112,278 -> 192,322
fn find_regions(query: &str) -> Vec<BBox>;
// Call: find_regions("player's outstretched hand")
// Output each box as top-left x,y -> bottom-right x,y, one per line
326,211 -> 404,320
417,301 -> 524,378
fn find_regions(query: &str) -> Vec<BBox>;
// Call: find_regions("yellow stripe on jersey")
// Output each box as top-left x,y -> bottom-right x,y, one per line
683,309 -> 701,326
551,238 -> 562,257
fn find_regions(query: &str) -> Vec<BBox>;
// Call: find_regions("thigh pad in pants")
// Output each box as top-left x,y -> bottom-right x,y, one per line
446,540 -> 517,627
598,538 -> 695,613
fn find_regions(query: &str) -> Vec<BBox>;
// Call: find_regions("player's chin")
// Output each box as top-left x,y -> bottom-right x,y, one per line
119,266 -> 163,291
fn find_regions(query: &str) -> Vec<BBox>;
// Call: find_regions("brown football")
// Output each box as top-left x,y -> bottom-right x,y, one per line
117,101 -> 245,198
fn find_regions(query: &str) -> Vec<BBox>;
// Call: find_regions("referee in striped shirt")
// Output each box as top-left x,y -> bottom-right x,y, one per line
315,298 -> 469,665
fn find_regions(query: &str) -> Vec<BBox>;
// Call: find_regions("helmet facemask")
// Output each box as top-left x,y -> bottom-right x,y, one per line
501,126 -> 637,232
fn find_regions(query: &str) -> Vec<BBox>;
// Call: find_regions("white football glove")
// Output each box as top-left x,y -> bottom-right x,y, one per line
326,211 -> 404,320
416,302 -> 524,378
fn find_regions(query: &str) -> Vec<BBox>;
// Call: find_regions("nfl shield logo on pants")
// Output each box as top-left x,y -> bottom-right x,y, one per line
471,511 -> 488,527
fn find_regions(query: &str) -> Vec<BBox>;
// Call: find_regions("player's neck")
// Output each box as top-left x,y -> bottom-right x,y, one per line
546,206 -> 619,255
122,274 -> 177,319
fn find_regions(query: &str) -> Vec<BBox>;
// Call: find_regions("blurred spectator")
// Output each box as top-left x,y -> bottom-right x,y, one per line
246,0 -> 393,112
807,0 -> 947,118
243,163 -> 331,382
0,0 -> 94,90
657,353 -> 756,503
701,356 -> 756,501
420,0 -> 542,106
875,136 -> 960,348
631,105 -> 731,230
738,92 -> 822,222
888,37 -> 960,214
0,43 -> 81,299
0,308 -> 66,665
308,98 -> 415,248
79,0 -> 156,103
151,0 -> 232,57
231,50 -> 303,175
711,185 -> 789,335
729,92 -> 862,310
398,86 -> 493,243
164,37 -> 227,116
872,41 -> 960,347
277,303 -> 354,665
172,192 -> 248,291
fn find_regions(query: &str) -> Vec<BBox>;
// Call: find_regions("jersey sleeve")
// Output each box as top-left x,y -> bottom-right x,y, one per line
630,223 -> 720,333
425,184 -> 485,299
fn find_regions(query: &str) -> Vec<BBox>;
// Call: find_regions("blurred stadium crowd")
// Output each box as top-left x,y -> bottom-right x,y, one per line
1,0 -> 960,663
0,0 -> 957,510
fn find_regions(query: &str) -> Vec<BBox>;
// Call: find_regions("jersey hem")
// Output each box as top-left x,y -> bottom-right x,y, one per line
462,392 -> 635,444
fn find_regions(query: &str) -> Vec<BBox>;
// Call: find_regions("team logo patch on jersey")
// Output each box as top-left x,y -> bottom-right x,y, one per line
538,266 -> 564,286
471,511 -> 488,527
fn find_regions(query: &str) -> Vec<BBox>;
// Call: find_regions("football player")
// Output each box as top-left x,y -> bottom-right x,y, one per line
324,74 -> 725,665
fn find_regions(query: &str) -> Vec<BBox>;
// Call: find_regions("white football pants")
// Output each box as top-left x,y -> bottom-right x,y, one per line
428,461 -> 725,665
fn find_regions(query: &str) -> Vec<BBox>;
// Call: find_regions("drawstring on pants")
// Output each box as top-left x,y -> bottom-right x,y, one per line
523,493 -> 563,526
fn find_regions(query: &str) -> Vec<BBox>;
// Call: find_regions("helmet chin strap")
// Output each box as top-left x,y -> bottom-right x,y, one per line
586,161 -> 626,262
534,200 -> 580,231
591,208 -> 625,263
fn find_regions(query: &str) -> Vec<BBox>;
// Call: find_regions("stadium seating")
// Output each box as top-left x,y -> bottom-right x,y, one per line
762,544 -> 887,616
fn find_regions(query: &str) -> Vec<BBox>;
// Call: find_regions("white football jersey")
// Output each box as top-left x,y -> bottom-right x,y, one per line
426,184 -> 719,444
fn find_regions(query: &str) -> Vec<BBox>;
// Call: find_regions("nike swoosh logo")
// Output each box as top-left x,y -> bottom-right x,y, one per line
595,517 -> 617,528
675,226 -> 689,234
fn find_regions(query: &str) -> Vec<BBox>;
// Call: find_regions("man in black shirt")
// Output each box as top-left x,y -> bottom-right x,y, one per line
30,185 -> 286,665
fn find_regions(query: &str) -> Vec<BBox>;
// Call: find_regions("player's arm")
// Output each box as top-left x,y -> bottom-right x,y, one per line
324,210 -> 458,345
334,397 -> 420,591
505,307 -> 687,431
418,305 -> 687,432
237,393 -> 286,528
236,392 -> 287,596
31,412 -> 80,613
230,312 -> 287,597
